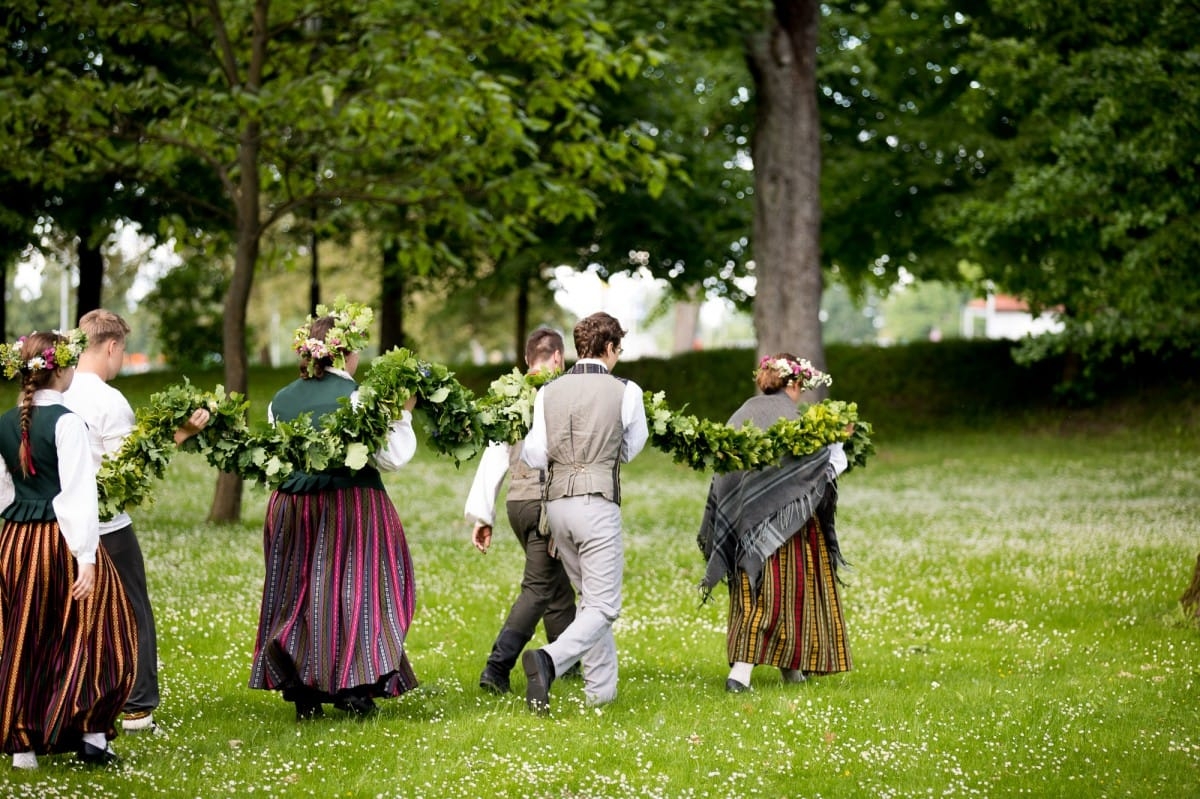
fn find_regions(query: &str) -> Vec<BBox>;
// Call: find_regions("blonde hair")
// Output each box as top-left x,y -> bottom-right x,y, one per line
78,308 -> 131,349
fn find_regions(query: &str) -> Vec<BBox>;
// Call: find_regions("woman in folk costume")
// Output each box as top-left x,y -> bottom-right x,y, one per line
698,353 -> 852,693
249,300 -> 419,720
0,330 -> 136,769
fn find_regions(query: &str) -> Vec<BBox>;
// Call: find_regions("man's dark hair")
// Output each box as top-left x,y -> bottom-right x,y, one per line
525,327 -> 564,368
573,312 -> 626,360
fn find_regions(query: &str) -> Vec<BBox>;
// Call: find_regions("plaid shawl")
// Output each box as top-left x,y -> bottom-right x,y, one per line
696,394 -> 844,598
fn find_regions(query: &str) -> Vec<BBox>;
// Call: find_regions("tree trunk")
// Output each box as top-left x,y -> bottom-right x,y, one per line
747,0 -> 827,390
515,267 -> 530,362
379,241 -> 405,352
75,222 -> 104,321
0,261 -> 7,337
672,286 -> 701,354
208,132 -> 261,523
1180,552 -> 1200,620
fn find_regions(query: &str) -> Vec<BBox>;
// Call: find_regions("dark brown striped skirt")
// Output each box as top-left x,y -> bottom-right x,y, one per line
0,520 -> 136,755
727,515 -> 851,673
249,486 -> 418,698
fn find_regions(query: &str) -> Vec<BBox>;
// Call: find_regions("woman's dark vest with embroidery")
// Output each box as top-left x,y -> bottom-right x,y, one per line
0,404 -> 72,521
269,374 -> 385,493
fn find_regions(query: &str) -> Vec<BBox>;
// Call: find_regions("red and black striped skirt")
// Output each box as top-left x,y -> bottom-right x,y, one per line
0,519 -> 136,755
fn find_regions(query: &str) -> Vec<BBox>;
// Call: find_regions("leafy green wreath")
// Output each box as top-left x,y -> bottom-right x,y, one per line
97,348 -> 874,520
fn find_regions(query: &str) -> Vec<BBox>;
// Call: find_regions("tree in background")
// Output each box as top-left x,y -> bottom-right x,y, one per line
948,0 -> 1200,375
3,0 -> 669,521
143,256 -> 229,370
2,7 -> 227,324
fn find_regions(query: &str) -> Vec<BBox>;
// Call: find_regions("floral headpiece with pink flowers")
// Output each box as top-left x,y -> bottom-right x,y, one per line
0,329 -> 88,380
292,298 -> 373,378
756,355 -> 832,392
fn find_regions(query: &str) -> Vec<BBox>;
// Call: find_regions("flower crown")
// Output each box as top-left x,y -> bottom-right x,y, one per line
292,298 -> 374,378
756,355 -> 833,392
0,329 -> 89,380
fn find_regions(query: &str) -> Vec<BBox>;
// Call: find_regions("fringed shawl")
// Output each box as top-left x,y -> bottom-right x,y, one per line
696,394 -> 845,598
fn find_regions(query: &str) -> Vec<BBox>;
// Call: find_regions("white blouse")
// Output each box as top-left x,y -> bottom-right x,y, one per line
0,390 -> 101,564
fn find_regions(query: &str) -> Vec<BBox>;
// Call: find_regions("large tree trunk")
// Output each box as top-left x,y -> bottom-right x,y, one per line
514,267 -> 530,362
75,221 -> 104,321
209,0 -> 269,523
379,241 -> 405,352
748,0 -> 827,388
208,136 -> 261,523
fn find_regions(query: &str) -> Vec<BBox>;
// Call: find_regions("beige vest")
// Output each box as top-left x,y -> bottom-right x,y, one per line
542,371 -> 626,504
506,441 -> 545,502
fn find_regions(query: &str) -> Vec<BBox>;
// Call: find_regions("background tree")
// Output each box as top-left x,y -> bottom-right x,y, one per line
949,0 -> 1200,373
4,0 -> 669,521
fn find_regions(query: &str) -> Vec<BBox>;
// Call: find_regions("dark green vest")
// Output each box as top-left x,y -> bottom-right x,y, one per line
270,374 -> 384,493
0,403 -> 72,521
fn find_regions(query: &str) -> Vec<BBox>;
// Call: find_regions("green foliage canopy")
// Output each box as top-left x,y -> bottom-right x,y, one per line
950,0 -> 1200,362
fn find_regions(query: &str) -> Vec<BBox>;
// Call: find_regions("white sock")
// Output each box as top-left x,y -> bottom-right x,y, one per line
728,661 -> 753,686
12,751 -> 37,769
81,732 -> 108,750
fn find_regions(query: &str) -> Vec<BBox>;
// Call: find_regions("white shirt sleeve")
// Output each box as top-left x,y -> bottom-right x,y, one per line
372,410 -> 418,472
343,387 -> 417,472
51,412 -> 101,565
464,442 -> 511,526
0,452 -> 13,510
621,380 -> 648,463
829,442 -> 848,477
521,388 -> 549,470
99,394 -> 136,457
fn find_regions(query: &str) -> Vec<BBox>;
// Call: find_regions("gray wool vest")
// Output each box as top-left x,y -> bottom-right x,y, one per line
542,369 -> 627,504
506,441 -> 545,502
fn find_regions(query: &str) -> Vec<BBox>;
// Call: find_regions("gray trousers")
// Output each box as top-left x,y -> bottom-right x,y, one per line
541,494 -> 624,705
100,525 -> 159,713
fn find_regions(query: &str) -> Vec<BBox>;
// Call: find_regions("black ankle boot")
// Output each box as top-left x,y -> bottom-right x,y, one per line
479,628 -> 532,694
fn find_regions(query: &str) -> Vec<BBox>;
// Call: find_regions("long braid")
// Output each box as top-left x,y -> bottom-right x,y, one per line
17,379 -> 36,477
11,331 -> 62,478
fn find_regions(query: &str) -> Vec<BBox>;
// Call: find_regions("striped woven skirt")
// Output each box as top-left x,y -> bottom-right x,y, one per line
727,515 -> 851,673
0,520 -> 136,755
249,487 -> 418,698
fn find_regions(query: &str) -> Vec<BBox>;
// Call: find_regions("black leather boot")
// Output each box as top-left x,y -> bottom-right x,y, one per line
479,628 -> 531,694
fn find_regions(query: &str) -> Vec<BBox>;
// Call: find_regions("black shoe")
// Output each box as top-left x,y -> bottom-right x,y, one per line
479,668 -> 511,695
78,741 -> 119,766
522,649 -> 555,714
725,678 -> 751,693
333,694 -> 378,717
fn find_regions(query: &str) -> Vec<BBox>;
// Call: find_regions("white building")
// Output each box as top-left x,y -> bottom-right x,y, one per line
960,294 -> 1063,340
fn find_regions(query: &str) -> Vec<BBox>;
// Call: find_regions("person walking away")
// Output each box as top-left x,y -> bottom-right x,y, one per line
63,309 -> 210,733
249,300 -> 420,720
697,353 -> 852,693
520,312 -> 647,713
464,327 -> 576,694
0,329 -> 135,768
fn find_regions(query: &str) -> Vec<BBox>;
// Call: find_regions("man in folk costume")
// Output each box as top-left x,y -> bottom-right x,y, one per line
465,327 -> 577,695
520,312 -> 648,713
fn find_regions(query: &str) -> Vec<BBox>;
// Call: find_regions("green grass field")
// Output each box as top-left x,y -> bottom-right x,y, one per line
2,368 -> 1198,797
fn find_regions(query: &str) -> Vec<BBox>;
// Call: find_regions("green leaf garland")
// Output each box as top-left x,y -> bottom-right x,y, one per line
96,349 -> 874,518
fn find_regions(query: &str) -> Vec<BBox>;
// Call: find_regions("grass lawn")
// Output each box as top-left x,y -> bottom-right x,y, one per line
2,377 -> 1198,797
